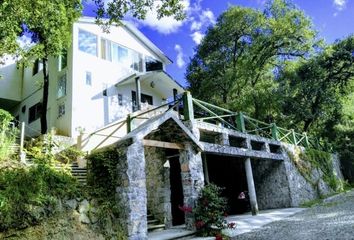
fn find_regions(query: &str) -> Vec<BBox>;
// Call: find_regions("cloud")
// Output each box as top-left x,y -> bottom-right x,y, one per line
174,44 -> 185,68
190,31 -> 204,45
137,0 -> 190,34
190,9 -> 216,31
333,0 -> 347,10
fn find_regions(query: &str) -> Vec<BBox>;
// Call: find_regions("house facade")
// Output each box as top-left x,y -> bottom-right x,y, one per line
0,17 -> 183,143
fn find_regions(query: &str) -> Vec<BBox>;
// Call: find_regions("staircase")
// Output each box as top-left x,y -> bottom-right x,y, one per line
147,213 -> 165,232
71,162 -> 87,185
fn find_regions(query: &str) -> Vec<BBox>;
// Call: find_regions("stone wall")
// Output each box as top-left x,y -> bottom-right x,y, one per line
144,146 -> 172,226
282,144 -> 342,206
252,159 -> 292,210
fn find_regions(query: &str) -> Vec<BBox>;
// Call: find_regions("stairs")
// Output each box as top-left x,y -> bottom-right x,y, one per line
9,144 -> 20,154
147,213 -> 165,232
71,162 -> 87,185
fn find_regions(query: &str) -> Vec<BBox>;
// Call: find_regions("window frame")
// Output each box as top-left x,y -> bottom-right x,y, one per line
28,102 -> 42,124
78,29 -> 98,56
57,73 -> 67,99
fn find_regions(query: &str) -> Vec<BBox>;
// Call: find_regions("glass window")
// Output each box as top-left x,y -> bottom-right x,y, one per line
29,103 -> 42,123
57,74 -> 66,98
59,50 -> 67,71
58,104 -> 65,118
32,59 -> 43,75
131,51 -> 143,72
86,71 -> 92,86
78,29 -> 97,56
101,39 -> 111,61
118,94 -> 123,106
145,56 -> 163,72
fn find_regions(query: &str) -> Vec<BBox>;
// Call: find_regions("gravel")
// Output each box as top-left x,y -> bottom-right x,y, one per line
232,190 -> 354,240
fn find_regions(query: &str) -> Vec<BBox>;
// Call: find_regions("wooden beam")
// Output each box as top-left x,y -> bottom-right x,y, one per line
143,139 -> 184,150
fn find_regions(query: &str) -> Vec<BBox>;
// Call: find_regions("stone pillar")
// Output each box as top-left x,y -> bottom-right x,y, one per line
179,143 -> 204,229
117,139 -> 147,240
163,164 -> 172,228
245,157 -> 259,215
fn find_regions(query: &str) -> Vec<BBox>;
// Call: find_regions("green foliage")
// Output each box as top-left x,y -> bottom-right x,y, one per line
56,146 -> 85,164
186,0 -> 317,120
94,0 -> 185,30
0,109 -> 17,161
0,163 -> 79,231
194,184 -> 228,237
86,146 -> 126,238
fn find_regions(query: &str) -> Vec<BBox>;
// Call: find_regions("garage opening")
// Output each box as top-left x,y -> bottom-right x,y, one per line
204,154 -> 250,214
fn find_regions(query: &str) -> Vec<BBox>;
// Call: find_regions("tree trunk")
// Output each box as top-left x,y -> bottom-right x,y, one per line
40,57 -> 49,134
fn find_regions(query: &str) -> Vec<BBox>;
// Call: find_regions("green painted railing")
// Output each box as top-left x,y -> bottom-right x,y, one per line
182,92 -> 324,150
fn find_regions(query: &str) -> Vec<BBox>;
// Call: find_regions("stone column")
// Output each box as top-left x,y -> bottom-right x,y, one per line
117,139 -> 147,240
245,157 -> 259,215
179,143 -> 204,229
163,164 -> 172,228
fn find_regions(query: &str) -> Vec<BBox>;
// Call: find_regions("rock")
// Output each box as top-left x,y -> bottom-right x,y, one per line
79,212 -> 91,224
79,199 -> 90,214
65,199 -> 78,210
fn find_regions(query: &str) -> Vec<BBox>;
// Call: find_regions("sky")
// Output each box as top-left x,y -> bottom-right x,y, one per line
83,0 -> 354,87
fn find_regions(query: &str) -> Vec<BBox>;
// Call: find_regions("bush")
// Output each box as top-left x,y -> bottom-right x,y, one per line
0,109 -> 17,161
194,184 -> 228,237
0,163 -> 79,231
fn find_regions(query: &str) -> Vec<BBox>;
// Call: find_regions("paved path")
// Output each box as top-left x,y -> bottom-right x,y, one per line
232,190 -> 354,240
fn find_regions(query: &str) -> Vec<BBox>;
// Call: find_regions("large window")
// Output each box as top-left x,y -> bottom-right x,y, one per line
32,59 -> 43,76
101,38 -> 143,72
57,74 -> 66,98
78,29 -> 97,56
145,56 -> 163,72
58,50 -> 67,71
29,103 -> 42,123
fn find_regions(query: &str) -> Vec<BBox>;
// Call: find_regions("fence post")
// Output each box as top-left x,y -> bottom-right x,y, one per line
271,123 -> 279,141
291,129 -> 297,145
236,112 -> 246,133
127,114 -> 132,133
183,91 -> 194,121
304,133 -> 310,148
19,122 -> 26,163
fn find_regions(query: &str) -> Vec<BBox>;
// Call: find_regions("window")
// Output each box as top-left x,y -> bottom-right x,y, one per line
29,103 -> 42,123
58,51 -> 67,71
57,74 -> 66,98
58,104 -> 65,118
101,39 -> 112,61
78,29 -> 97,56
141,93 -> 153,105
118,94 -> 123,106
101,39 -> 143,72
145,56 -> 163,72
86,71 -> 92,86
32,59 -> 43,76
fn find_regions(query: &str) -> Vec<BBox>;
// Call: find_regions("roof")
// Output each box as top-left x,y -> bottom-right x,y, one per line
77,17 -> 172,65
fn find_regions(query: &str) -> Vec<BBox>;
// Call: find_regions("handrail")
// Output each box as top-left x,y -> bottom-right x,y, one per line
185,93 -> 325,151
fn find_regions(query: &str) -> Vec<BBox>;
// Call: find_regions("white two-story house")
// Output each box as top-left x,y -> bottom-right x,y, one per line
0,17 -> 184,150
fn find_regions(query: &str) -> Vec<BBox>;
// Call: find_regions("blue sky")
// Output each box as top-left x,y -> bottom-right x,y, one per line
83,0 -> 354,87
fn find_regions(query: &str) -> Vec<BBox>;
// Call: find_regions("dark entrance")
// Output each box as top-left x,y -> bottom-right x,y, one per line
168,151 -> 185,226
206,154 -> 250,214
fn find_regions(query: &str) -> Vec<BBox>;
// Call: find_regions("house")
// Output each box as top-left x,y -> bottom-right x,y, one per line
0,17 -> 184,148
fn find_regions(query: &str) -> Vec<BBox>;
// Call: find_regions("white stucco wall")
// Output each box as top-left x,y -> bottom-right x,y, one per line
0,57 -> 22,102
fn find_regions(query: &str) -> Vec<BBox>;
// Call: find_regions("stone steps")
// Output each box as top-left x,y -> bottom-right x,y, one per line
147,213 -> 165,232
71,162 -> 87,185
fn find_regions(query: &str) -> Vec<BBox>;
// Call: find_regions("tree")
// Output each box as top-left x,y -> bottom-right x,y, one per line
186,0 -> 317,120
278,36 -> 354,133
0,0 -> 185,134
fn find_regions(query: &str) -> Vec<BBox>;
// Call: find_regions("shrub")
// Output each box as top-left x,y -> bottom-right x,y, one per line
0,109 -> 17,161
0,163 -> 79,231
194,183 -> 228,237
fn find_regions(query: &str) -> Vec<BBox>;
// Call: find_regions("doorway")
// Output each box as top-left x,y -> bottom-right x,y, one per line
168,152 -> 185,226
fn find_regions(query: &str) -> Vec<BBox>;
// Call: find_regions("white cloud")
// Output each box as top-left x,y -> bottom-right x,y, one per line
190,31 -> 204,45
189,8 -> 215,31
137,0 -> 190,34
190,21 -> 202,31
174,44 -> 185,68
333,0 -> 347,10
